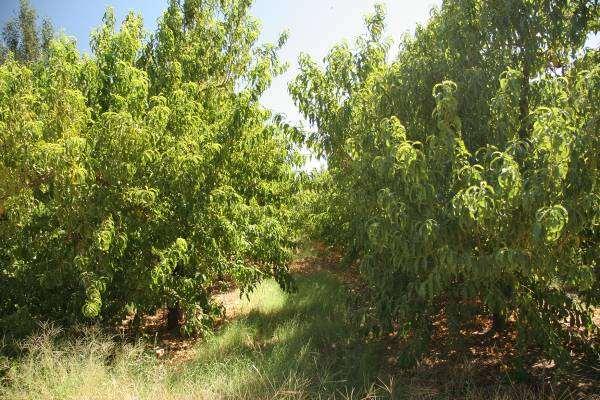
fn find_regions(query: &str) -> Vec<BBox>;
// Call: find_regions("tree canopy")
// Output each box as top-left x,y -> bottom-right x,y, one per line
291,0 -> 599,365
0,0 -> 300,335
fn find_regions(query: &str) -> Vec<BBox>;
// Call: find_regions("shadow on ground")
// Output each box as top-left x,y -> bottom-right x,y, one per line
169,270 -> 391,399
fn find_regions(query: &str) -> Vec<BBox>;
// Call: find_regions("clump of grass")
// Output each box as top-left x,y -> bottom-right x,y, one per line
0,325 -> 175,400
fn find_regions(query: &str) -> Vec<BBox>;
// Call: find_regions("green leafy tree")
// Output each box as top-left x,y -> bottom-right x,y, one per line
0,0 -> 299,335
291,2 -> 599,367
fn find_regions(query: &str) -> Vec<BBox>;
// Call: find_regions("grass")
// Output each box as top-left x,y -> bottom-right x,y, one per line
0,266 -> 591,399
0,272 -> 387,400
168,271 -> 385,398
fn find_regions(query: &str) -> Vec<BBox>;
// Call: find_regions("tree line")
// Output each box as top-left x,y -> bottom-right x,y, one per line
1,0 -> 599,371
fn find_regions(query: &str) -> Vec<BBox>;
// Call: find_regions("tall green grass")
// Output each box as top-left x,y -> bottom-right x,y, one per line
189,273 -> 385,397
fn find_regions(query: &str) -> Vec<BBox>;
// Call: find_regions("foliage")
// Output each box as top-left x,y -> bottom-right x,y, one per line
290,1 -> 600,365
0,0 -> 54,63
0,0 -> 300,335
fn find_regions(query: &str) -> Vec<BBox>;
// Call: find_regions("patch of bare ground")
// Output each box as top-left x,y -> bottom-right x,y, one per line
381,312 -> 600,399
117,287 -> 246,364
291,242 -> 362,286
117,308 -> 195,364
156,288 -> 249,364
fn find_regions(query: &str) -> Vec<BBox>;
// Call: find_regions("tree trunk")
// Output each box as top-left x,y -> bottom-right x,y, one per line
167,304 -> 183,332
491,312 -> 506,333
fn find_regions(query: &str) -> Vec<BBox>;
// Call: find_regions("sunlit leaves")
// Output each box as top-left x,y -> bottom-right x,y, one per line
0,0 -> 299,335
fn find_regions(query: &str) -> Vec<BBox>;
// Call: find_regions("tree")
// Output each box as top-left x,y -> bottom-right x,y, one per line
41,18 -> 54,54
381,0 -> 598,151
291,2 -> 599,367
1,0 -> 54,63
0,0 -> 299,336
18,0 -> 40,62
1,18 -> 20,60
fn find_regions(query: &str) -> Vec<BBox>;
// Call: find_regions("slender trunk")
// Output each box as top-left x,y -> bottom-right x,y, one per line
167,303 -> 183,331
491,312 -> 507,333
